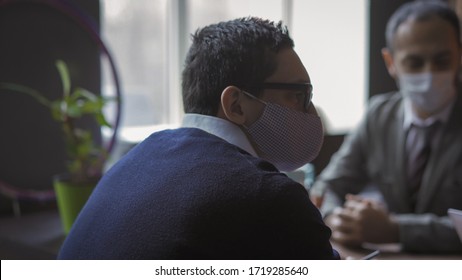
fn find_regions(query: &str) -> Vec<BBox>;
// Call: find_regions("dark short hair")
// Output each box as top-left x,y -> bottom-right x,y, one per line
385,0 -> 460,51
182,17 -> 294,116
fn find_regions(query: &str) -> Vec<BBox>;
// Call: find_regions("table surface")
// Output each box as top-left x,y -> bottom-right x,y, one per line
331,241 -> 462,260
1,210 -> 461,260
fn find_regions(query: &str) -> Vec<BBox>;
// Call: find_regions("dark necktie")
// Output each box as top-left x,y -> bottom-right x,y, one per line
407,122 -> 440,209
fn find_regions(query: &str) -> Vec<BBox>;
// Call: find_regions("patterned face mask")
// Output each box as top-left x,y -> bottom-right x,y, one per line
398,71 -> 456,113
242,91 -> 324,172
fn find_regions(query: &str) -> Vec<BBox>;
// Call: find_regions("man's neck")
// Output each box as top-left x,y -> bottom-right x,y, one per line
411,97 -> 455,120
412,104 -> 433,120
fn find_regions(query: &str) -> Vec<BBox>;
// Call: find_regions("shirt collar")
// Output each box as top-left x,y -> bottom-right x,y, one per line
403,98 -> 455,130
181,113 -> 258,157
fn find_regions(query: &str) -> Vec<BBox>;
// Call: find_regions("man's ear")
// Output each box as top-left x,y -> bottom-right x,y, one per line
381,48 -> 397,79
219,86 -> 246,125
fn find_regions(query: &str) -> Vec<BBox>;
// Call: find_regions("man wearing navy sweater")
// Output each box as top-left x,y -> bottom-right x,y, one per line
58,17 -> 339,259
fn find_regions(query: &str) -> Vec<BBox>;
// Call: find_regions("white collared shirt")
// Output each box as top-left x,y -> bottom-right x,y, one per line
403,98 -> 454,131
181,113 -> 258,157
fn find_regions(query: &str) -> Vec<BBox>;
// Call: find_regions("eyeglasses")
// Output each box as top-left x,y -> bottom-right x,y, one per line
243,82 -> 313,109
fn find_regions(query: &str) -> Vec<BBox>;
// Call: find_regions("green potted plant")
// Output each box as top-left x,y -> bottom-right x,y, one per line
1,60 -> 112,234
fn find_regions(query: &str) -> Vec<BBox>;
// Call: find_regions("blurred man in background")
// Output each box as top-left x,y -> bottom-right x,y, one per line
311,0 -> 462,253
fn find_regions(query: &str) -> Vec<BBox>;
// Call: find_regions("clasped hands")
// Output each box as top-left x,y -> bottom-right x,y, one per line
325,194 -> 399,247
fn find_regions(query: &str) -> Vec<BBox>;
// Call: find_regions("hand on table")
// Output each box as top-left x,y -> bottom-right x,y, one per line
325,194 -> 399,247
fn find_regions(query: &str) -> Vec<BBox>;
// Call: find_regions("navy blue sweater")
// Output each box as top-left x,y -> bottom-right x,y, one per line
58,128 -> 337,259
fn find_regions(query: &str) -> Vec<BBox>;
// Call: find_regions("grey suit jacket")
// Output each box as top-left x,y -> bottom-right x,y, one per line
312,91 -> 462,253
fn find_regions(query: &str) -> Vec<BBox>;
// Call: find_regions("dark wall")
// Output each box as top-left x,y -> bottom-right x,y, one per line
0,0 -> 100,211
368,0 -> 411,97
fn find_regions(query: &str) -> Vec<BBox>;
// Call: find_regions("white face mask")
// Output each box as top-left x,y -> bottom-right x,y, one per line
242,91 -> 324,172
398,71 -> 456,113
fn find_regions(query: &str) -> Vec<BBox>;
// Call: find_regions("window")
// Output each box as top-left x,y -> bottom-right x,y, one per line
292,0 -> 367,133
102,0 -> 168,129
101,0 -> 366,142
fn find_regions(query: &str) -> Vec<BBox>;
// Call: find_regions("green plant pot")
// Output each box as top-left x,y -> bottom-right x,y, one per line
53,176 -> 96,235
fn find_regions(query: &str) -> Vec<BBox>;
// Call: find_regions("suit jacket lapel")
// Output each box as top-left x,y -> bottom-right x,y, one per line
416,95 -> 462,212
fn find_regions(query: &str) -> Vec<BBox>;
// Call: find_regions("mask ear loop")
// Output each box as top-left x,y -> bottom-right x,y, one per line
240,89 -> 268,105
239,90 -> 268,130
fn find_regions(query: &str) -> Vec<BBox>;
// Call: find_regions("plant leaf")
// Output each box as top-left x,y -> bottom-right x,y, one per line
1,82 -> 52,108
50,101 -> 64,121
55,60 -> 71,99
95,112 -> 112,128
73,87 -> 99,102
67,103 -> 83,118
